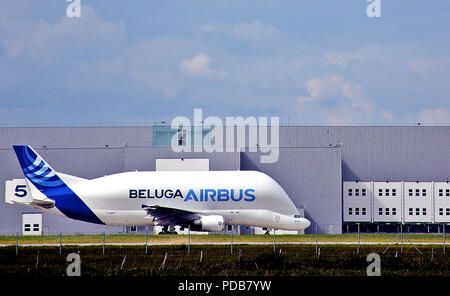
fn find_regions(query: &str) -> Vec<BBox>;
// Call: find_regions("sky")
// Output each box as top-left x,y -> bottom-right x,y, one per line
0,0 -> 449,126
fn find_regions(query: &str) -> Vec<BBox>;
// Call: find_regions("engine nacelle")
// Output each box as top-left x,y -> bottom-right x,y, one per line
190,215 -> 225,232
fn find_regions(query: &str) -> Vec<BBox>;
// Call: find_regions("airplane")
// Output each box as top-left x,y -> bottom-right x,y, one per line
9,145 -> 310,234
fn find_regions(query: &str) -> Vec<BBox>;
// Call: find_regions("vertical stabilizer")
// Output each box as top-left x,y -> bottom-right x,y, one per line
12,145 -> 104,224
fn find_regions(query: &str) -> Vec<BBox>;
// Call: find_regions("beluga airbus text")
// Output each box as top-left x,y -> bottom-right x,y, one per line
9,145 -> 310,234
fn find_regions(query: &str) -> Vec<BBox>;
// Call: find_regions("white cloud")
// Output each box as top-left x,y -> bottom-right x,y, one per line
342,81 -> 373,113
324,51 -> 366,68
380,109 -> 394,122
296,74 -> 377,124
1,6 -> 126,62
418,108 -> 450,125
180,53 -> 212,76
307,75 -> 343,99
197,21 -> 282,44
227,21 -> 281,41
179,52 -> 226,78
297,75 -> 372,111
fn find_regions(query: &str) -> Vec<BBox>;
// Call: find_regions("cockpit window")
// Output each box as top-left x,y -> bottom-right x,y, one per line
294,215 -> 301,218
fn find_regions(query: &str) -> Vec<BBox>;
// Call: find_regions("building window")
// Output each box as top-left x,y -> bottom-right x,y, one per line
392,208 -> 397,216
385,189 -> 390,196
379,189 -> 383,196
440,208 -> 444,216
422,208 -> 427,215
33,224 -> 40,232
385,208 -> 390,215
24,224 -> 31,232
355,189 -> 359,197
416,208 -> 420,215
348,189 -> 352,196
422,189 -> 427,197
355,208 -> 360,215
409,208 -> 413,215
152,126 -> 212,147
362,188 -> 366,196
348,208 -> 353,215
409,189 -> 413,197
177,129 -> 187,146
392,189 -> 397,197
415,189 -> 420,197
362,208 -> 366,215
437,188 -> 450,197
379,208 -> 383,215
446,208 -> 450,216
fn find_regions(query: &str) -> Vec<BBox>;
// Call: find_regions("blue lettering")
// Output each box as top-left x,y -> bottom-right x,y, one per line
244,189 -> 256,202
155,189 -> 163,198
230,189 -> 243,202
129,189 -> 137,198
204,189 -> 216,201
184,189 -> 198,202
174,189 -> 183,198
139,189 -> 146,198
182,188 -> 255,202
217,189 -> 229,201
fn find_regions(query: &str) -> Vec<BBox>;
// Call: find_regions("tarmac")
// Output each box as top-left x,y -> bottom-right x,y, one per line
0,241 -> 447,247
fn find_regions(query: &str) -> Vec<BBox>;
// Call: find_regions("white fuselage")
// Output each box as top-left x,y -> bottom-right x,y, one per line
46,170 -> 310,231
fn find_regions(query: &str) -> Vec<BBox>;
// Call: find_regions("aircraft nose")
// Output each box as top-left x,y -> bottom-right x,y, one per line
301,217 -> 311,229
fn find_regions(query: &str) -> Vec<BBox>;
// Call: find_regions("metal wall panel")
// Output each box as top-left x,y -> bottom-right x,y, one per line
343,182 -> 372,223
277,126 -> 450,182
403,182 -> 433,223
372,182 -> 403,223
123,147 -> 239,172
339,126 -> 450,182
0,126 -> 154,149
434,182 -> 450,223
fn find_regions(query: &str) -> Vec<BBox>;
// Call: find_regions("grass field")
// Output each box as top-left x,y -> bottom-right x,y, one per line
0,233 -> 449,245
2,233 -> 449,277
1,244 -> 449,276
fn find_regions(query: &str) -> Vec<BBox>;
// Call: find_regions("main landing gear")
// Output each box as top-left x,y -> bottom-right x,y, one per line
263,228 -> 271,235
158,225 -> 178,235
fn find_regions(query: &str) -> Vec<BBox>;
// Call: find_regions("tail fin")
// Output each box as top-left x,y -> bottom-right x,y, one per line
12,145 -> 103,224
13,145 -> 66,190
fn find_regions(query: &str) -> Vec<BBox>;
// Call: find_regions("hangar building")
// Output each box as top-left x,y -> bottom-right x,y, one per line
0,125 -> 449,235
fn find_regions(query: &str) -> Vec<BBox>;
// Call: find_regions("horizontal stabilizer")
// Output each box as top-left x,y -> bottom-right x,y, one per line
5,179 -> 55,208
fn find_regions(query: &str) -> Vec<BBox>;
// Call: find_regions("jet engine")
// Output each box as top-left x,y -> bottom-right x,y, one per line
190,215 -> 225,232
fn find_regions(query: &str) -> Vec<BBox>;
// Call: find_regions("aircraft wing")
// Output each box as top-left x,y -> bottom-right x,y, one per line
142,204 -> 202,227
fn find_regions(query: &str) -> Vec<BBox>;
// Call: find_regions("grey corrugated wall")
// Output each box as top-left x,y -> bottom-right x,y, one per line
240,148 -> 342,234
0,125 -> 448,234
278,126 -> 450,182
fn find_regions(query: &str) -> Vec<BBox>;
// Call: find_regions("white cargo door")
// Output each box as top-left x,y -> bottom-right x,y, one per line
156,158 -> 209,171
